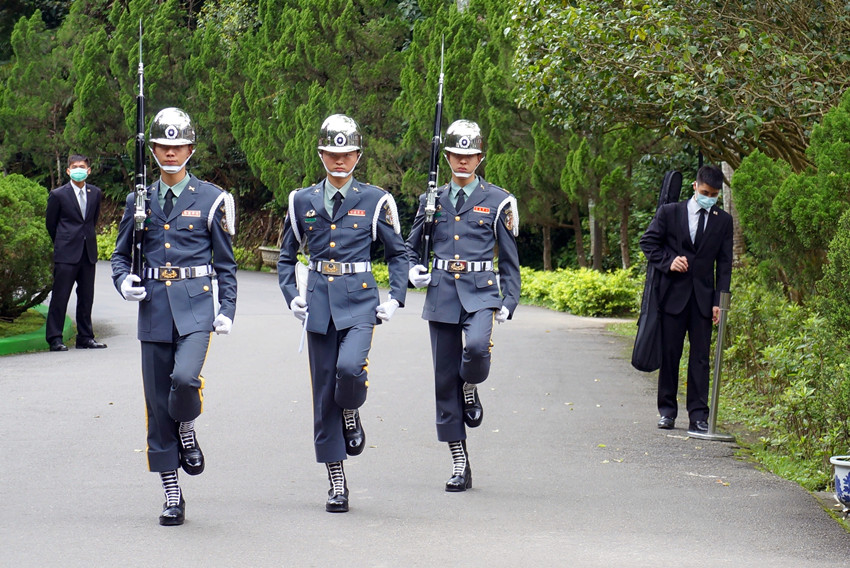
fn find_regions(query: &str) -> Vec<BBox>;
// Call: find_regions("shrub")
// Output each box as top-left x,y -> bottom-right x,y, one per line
0,174 -> 52,320
520,266 -> 641,317
97,222 -> 118,260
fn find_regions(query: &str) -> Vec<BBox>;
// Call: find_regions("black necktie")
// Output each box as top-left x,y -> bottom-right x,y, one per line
163,188 -> 175,216
694,208 -> 706,249
332,191 -> 344,217
455,190 -> 465,211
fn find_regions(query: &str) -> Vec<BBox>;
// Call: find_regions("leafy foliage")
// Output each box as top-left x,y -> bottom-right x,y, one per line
0,174 -> 52,320
520,265 -> 640,316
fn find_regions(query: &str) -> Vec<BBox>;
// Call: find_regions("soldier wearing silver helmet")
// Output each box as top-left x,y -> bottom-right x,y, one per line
277,114 -> 408,513
406,119 -> 520,492
111,107 -> 238,526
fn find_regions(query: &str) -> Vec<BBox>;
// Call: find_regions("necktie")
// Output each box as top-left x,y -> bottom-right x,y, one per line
455,190 -> 465,211
163,188 -> 175,216
332,191 -> 344,217
77,187 -> 87,216
694,208 -> 706,249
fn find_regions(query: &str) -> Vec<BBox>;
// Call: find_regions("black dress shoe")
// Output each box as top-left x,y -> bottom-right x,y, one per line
688,420 -> 709,434
445,463 -> 472,492
462,385 -> 483,428
342,409 -> 365,456
657,416 -> 675,429
76,339 -> 107,349
326,489 -> 349,513
180,443 -> 205,476
49,342 -> 68,352
159,495 -> 185,526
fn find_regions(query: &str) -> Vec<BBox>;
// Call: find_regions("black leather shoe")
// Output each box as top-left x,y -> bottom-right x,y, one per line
688,420 -> 709,434
342,409 -> 365,456
445,464 -> 472,492
657,416 -> 675,429
49,342 -> 68,352
159,495 -> 185,526
326,489 -> 349,513
76,339 -> 107,349
462,385 -> 483,428
179,443 -> 205,476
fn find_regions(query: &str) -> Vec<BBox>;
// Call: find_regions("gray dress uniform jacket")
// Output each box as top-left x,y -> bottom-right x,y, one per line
406,179 -> 521,322
278,179 -> 408,333
111,174 -> 238,341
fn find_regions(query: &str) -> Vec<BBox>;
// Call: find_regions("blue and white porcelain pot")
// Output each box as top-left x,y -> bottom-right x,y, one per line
830,455 -> 850,508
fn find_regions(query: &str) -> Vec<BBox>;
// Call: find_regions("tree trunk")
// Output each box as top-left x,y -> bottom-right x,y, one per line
572,202 -> 587,268
589,198 -> 602,271
542,225 -> 552,271
620,201 -> 631,269
721,161 -> 746,265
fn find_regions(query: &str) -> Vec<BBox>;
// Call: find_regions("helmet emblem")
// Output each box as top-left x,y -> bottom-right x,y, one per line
334,133 -> 347,147
459,136 -> 471,148
165,125 -> 178,140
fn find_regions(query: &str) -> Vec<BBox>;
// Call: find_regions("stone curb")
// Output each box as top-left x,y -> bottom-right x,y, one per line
0,304 -> 74,356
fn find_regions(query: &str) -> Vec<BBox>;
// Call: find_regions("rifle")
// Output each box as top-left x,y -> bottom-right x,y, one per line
131,19 -> 147,276
418,36 -> 445,270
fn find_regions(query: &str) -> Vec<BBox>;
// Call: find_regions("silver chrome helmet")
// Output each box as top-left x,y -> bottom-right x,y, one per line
149,107 -> 196,146
318,114 -> 362,153
444,119 -> 483,156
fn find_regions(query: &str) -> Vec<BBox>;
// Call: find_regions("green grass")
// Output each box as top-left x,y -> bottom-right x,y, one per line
0,309 -> 44,339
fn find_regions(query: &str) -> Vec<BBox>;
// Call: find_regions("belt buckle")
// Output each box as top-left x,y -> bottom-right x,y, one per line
158,267 -> 179,280
321,261 -> 341,275
447,260 -> 467,273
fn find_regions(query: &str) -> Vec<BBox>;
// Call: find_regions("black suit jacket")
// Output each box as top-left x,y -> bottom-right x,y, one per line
639,200 -> 732,318
46,181 -> 102,265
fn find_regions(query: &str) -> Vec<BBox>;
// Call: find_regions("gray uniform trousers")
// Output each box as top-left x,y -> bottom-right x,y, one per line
141,329 -> 210,472
429,309 -> 495,442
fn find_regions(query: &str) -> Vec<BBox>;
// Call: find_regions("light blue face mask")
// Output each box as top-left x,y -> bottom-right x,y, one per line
69,168 -> 88,182
695,193 -> 717,210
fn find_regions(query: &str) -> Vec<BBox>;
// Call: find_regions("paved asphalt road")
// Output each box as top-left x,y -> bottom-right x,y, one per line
1,262 -> 848,567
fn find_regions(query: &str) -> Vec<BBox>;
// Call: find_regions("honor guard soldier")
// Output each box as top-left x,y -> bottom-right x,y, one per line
111,107 -> 238,525
406,119 -> 520,492
278,114 -> 408,513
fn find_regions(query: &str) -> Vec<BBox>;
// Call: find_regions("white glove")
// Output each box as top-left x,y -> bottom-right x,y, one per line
213,314 -> 233,335
409,264 -> 431,288
376,299 -> 400,321
495,306 -> 510,324
290,296 -> 308,322
120,274 -> 147,301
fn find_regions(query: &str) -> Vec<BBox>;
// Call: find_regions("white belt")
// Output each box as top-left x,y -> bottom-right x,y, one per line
433,259 -> 493,273
144,264 -> 215,281
308,260 -> 372,275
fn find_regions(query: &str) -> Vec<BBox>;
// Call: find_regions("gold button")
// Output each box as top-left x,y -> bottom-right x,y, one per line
362,282 -> 367,288
454,254 -> 460,259
165,262 -> 172,267
165,243 -> 171,248
454,274 -> 460,279
203,285 -> 210,291
331,224 -> 336,230
454,235 -> 459,240
328,277 -> 335,282
189,224 -> 194,229
330,259 -> 335,262
487,280 -> 493,285
479,220 -> 484,225
309,226 -> 313,231
165,281 -> 172,287
455,216 -> 460,221
330,242 -> 336,247
164,224 -> 170,230
353,223 -> 358,228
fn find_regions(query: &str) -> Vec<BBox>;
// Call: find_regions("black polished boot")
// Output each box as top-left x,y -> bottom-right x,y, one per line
159,470 -> 185,526
325,461 -> 349,513
179,421 -> 205,476
462,383 -> 483,428
342,409 -> 365,456
445,440 -> 472,492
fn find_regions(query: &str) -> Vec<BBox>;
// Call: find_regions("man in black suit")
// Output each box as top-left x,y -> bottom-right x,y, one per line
45,154 -> 107,351
639,165 -> 732,434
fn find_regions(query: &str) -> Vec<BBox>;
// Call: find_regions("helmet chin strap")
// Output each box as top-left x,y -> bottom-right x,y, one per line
318,151 -> 361,178
444,153 -> 483,179
151,148 -> 195,174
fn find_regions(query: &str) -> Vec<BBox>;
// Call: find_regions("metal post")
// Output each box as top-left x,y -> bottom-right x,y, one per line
689,291 -> 735,442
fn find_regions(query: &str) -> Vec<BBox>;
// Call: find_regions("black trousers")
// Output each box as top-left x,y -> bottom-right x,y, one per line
657,291 -> 712,422
46,261 -> 96,344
